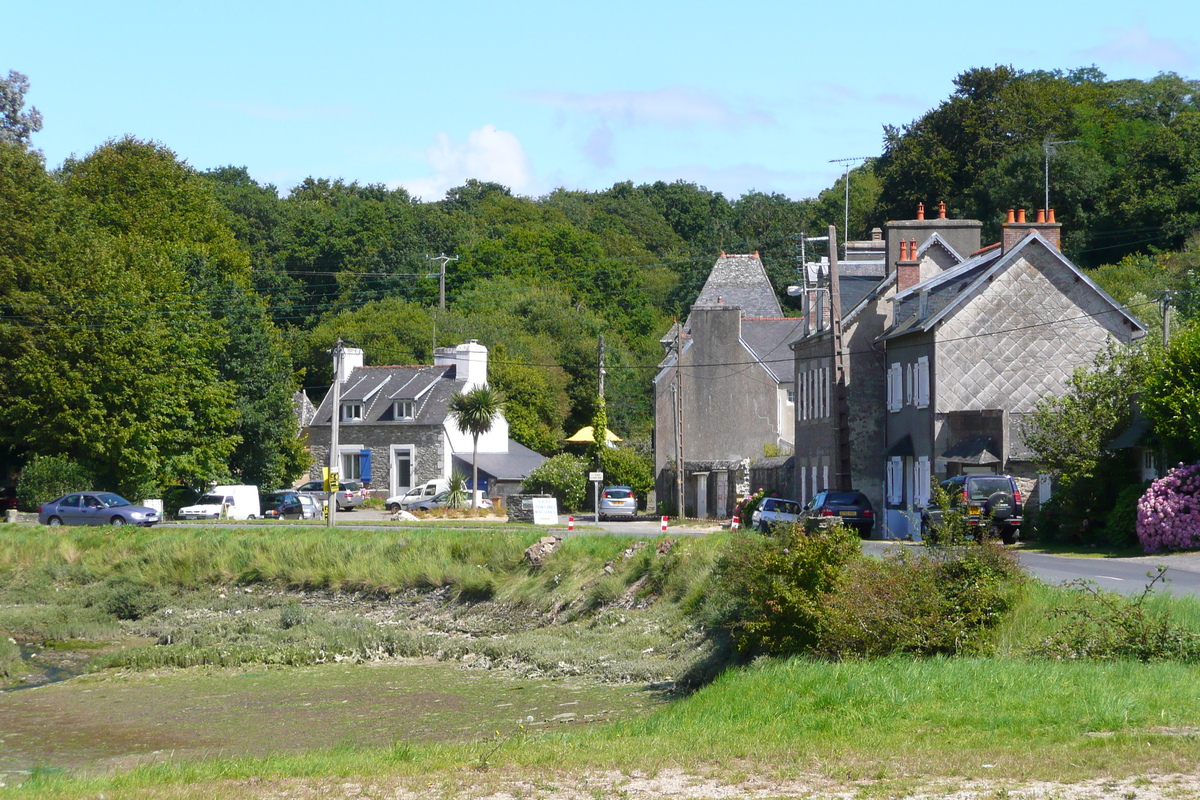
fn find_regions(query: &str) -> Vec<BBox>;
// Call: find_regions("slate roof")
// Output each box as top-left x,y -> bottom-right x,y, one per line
688,253 -> 782,321
741,318 -> 805,382
453,439 -> 546,481
878,232 -> 1146,342
310,364 -> 461,426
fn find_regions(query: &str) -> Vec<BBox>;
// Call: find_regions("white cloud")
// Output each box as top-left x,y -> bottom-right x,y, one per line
398,125 -> 534,200
522,86 -> 774,128
1085,25 -> 1194,70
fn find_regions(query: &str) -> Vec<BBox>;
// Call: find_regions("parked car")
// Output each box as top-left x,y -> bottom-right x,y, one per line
38,492 -> 161,527
599,486 -> 637,519
921,474 -> 1023,544
386,479 -> 449,512
297,478 -> 367,511
751,497 -> 803,533
802,490 -> 875,538
408,490 -> 492,512
261,490 -> 316,520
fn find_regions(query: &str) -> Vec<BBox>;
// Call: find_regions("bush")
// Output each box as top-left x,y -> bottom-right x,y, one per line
1137,462 -> 1200,553
1024,569 -> 1200,662
1105,481 -> 1150,548
599,446 -> 653,508
88,578 -> 167,621
16,454 -> 94,512
703,522 -> 860,655
522,453 -> 588,512
819,542 -> 1023,657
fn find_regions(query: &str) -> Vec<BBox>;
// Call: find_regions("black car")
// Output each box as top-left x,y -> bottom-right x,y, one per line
803,490 -> 875,538
261,491 -> 315,520
921,474 -> 1023,544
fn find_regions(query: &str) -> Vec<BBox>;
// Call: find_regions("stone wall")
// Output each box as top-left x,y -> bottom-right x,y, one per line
306,424 -> 446,496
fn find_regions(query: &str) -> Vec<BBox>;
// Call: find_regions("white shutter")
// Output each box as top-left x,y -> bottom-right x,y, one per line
917,357 -> 930,409
886,457 -> 902,504
915,457 -> 931,506
888,364 -> 902,412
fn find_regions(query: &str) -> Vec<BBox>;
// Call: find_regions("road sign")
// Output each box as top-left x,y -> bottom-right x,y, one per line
589,471 -> 604,482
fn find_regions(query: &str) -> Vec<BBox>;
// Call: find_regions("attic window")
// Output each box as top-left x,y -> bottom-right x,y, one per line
394,399 -> 414,420
341,402 -> 363,422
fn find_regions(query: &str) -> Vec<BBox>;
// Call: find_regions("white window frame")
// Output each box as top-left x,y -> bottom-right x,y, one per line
341,402 -> 363,422
394,399 -> 415,419
390,444 -> 415,498
338,445 -> 363,481
786,388 -> 795,405
916,356 -> 930,409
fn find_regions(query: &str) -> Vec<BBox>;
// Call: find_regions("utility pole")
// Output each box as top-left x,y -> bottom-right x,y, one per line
328,338 -> 346,529
426,253 -> 459,310
1043,138 -> 1080,213
1162,291 -> 1175,350
674,321 -> 685,519
598,335 -> 606,400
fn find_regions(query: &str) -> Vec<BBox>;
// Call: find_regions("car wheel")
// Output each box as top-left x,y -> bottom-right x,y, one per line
987,491 -> 1014,522
387,503 -> 400,512
248,514 -> 256,520
110,516 -> 125,527
759,521 -> 769,534
1001,526 -> 1019,545
48,516 -> 62,527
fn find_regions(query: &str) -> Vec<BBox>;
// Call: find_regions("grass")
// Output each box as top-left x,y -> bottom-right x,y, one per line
7,523 -> 1200,797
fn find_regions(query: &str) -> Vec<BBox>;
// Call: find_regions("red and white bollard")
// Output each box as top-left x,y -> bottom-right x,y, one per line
731,515 -> 740,531
660,516 -> 668,532
568,516 -> 574,531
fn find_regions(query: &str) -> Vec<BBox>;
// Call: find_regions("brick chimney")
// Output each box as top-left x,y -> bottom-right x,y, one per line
1002,208 -> 1062,253
897,237 -> 920,291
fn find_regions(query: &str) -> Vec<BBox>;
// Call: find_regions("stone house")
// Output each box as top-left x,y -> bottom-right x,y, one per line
305,340 -> 544,502
654,253 -> 798,518
790,205 -> 982,518
876,209 -> 1147,538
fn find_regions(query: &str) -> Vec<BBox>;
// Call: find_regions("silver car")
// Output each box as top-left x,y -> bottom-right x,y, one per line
297,479 -> 367,511
599,486 -> 637,520
38,492 -> 161,527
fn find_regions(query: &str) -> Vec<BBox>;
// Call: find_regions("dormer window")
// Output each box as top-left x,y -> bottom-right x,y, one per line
394,399 -> 414,420
341,402 -> 363,422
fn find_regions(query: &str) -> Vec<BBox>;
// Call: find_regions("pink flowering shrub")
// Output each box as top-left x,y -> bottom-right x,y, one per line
1137,463 -> 1200,553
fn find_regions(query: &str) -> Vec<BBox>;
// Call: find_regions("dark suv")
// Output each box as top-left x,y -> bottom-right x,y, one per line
921,474 -> 1023,544
803,490 -> 875,538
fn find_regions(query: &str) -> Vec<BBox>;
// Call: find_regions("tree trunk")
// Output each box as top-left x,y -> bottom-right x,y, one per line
471,434 -> 479,509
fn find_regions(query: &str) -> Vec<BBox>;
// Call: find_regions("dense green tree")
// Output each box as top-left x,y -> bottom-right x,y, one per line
1143,325 -> 1200,465
448,384 -> 504,508
0,70 -> 42,145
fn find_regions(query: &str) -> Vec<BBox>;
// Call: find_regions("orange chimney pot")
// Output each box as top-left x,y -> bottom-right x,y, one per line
938,201 -> 946,219
1048,208 -> 1056,223
1006,209 -> 1015,224
1017,209 -> 1026,223
899,239 -> 908,261
910,238 -> 917,259
916,202 -> 925,221
1036,209 -> 1046,223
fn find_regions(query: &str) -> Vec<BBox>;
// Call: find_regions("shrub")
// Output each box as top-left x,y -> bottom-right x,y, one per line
522,453 -> 588,512
1024,568 -> 1200,662
88,578 -> 167,621
1105,481 -> 1150,548
921,479 -> 972,545
703,522 -> 860,655
1137,462 -> 1200,552
599,446 -> 653,507
279,601 -> 305,630
819,542 -> 1023,657
16,454 -> 94,512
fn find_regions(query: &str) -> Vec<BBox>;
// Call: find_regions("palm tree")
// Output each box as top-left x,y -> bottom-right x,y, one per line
448,384 -> 504,509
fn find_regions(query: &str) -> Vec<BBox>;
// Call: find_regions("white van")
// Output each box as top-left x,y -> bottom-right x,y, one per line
385,479 -> 448,512
178,485 -> 261,520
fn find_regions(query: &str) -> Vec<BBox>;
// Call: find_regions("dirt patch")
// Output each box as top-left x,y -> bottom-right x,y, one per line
0,659 -> 665,775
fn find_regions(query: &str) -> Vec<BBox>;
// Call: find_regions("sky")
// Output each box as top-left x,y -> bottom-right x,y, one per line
6,1 -> 1200,202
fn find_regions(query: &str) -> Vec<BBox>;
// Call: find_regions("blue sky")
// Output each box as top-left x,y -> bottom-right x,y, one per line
7,1 -> 1199,201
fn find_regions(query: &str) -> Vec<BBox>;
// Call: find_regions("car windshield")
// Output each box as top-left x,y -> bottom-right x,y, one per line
265,493 -> 289,504
968,478 -> 1011,500
197,494 -> 231,505
775,501 -> 801,515
96,493 -> 131,508
825,492 -> 863,505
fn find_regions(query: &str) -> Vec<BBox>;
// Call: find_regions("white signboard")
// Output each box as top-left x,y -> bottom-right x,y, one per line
531,497 -> 559,526
588,471 -> 604,482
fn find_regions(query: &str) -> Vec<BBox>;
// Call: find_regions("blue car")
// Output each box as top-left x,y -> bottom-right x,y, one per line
38,492 -> 161,527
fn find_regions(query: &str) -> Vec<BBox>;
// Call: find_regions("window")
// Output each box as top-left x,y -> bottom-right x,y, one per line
786,388 -> 795,405
395,450 -> 411,489
394,399 -> 414,419
341,402 -> 362,421
341,452 -> 361,480
916,357 -> 930,408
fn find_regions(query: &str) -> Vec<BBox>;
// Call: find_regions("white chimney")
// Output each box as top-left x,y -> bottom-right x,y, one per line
434,340 -> 489,392
337,347 -> 364,383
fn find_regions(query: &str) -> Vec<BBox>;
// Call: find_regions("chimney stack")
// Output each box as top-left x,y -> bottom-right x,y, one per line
1002,208 -> 1061,253
897,237 -> 920,292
